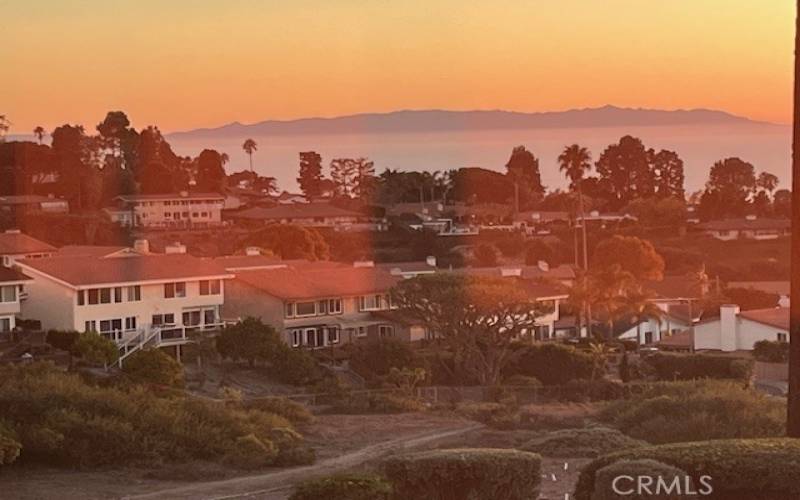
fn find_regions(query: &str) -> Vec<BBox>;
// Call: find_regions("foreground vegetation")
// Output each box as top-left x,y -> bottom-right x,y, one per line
0,363 -> 313,469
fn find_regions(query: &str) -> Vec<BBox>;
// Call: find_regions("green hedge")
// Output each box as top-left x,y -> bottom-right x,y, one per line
521,427 -> 647,458
752,340 -> 789,363
289,473 -> 393,500
244,397 -> 314,425
575,439 -> 800,500
506,343 -> 593,385
644,353 -> 753,381
383,448 -> 541,500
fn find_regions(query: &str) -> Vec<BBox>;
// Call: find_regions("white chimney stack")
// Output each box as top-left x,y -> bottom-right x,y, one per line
133,239 -> 150,254
245,246 -> 262,256
165,242 -> 187,254
426,255 -> 437,267
719,304 -> 740,352
353,260 -> 375,268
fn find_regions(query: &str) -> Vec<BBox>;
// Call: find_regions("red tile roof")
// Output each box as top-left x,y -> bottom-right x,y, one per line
116,192 -> 224,201
739,307 -> 789,330
234,267 -> 399,300
56,245 -> 129,257
0,267 -> 31,283
0,232 -> 56,256
17,254 -> 233,287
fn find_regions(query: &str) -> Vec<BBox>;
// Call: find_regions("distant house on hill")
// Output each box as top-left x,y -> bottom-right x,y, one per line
231,203 -> 387,231
0,194 -> 69,217
575,210 -> 637,227
728,281 -> 790,307
694,305 -> 788,352
105,192 -> 225,228
697,216 -> 790,241
512,211 -> 570,234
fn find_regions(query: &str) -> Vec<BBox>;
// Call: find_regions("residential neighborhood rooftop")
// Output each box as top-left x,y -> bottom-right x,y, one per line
739,306 -> 789,330
698,217 -> 790,231
232,203 -> 364,220
115,192 -> 225,201
234,266 -> 399,300
16,253 -> 233,287
0,231 -> 56,256
0,266 -> 31,283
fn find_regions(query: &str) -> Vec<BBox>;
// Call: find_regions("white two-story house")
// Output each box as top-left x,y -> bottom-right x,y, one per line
223,266 -> 409,347
105,192 -> 225,228
0,267 -> 31,335
15,252 -> 233,360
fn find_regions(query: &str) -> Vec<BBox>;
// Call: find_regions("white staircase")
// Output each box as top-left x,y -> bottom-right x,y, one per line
117,327 -> 162,367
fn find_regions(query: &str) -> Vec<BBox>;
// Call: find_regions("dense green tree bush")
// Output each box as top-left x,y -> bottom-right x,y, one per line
599,381 -> 784,444
289,473 -> 393,500
44,330 -> 80,353
0,423 -> 21,466
348,339 -> 419,379
505,343 -> 593,385
244,397 -> 314,425
216,317 -> 281,367
73,331 -> 119,366
383,448 -> 541,500
575,439 -> 800,500
644,353 -> 753,381
0,363 -> 308,468
752,340 -> 789,363
521,427 -> 647,458
122,348 -> 184,387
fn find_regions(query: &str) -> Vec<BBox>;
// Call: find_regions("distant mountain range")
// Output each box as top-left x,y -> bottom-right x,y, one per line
168,105 -> 779,139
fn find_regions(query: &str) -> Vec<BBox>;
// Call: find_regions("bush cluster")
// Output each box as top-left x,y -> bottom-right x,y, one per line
643,353 -> 753,382
521,427 -> 647,458
752,340 -> 789,363
0,362 -> 312,469
122,348 -> 185,387
599,381 -> 784,444
383,448 -> 542,500
331,392 -> 425,414
574,439 -> 800,500
505,343 -> 593,385
347,339 -> 419,380
244,397 -> 314,425
289,473 -> 393,500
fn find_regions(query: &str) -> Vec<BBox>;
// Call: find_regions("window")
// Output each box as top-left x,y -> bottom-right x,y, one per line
77,290 -> 85,306
84,320 -> 96,332
152,313 -> 175,326
327,327 -> 340,344
113,287 -> 123,303
164,282 -> 186,298
328,298 -> 342,314
379,325 -> 394,338
125,317 -> 137,330
317,300 -> 328,315
200,279 -> 221,295
356,326 -> 367,338
291,329 -> 302,347
0,286 -> 16,303
88,289 -> 99,304
99,319 -> 122,333
182,310 -> 201,326
305,328 -> 319,347
0,318 -> 11,332
295,301 -> 316,317
359,295 -> 383,311
203,308 -> 216,325
127,285 -> 141,301
99,288 -> 111,304
285,302 -> 294,318
778,332 -> 788,342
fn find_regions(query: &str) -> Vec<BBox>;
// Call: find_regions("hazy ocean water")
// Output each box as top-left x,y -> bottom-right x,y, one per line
170,124 -> 791,195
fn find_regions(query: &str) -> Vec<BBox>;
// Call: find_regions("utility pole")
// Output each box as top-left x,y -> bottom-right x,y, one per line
788,0 -> 800,438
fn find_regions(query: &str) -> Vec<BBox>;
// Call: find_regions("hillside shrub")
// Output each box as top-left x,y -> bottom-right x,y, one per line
122,348 -> 184,387
223,433 -> 278,469
289,473 -> 393,500
644,353 -> 753,381
506,343 -> 593,385
521,427 -> 647,458
591,459 -> 692,500
73,331 -> 119,366
503,375 -> 542,388
269,345 -> 321,386
599,381 -> 784,444
44,330 -> 80,353
575,439 -> 800,500
0,423 -> 21,466
383,448 -> 541,500
752,340 -> 789,363
244,397 -> 314,425
331,392 -> 425,414
0,362 -> 308,468
558,379 -> 626,402
348,339 -> 418,379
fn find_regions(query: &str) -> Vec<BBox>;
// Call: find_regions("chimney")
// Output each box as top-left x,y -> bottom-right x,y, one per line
133,239 -> 150,254
537,260 -> 550,272
719,304 -> 740,352
500,267 -> 522,277
353,260 -> 375,268
4,229 -> 21,234
179,191 -> 189,198
165,242 -> 187,254
426,255 -> 437,267
745,214 -> 757,221
245,246 -> 262,256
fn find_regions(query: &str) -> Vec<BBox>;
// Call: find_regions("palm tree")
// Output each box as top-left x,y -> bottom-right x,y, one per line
566,278 -> 594,339
592,265 -> 635,340
620,291 -> 664,350
0,115 -> 10,141
588,342 -> 612,380
788,0 -> 800,438
242,138 -> 257,172
33,126 -> 46,144
559,144 -> 593,333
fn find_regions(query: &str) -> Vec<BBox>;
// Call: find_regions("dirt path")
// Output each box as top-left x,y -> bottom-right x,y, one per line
124,422 -> 483,500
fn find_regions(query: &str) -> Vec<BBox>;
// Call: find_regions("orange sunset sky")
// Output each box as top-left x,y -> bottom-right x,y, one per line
1,0 -> 794,132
